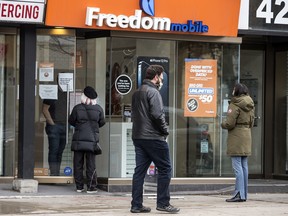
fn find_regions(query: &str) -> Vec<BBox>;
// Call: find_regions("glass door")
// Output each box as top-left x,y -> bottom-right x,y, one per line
35,30 -> 76,182
240,49 -> 264,175
275,50 -> 288,176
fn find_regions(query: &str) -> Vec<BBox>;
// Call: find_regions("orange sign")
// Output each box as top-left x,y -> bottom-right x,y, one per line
184,59 -> 217,117
45,0 -> 240,37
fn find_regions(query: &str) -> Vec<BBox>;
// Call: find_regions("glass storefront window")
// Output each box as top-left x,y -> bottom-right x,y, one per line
176,42 -> 240,177
103,37 -> 176,178
98,38 -> 243,178
35,31 -> 76,178
0,32 -> 17,177
0,30 -> 264,180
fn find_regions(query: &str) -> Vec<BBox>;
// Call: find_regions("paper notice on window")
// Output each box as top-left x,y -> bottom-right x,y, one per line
39,63 -> 54,81
58,73 -> 74,92
39,85 -> 58,99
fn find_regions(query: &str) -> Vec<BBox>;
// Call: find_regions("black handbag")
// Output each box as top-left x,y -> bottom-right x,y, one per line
94,142 -> 102,155
83,105 -> 102,155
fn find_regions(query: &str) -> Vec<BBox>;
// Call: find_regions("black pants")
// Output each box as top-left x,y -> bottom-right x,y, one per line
46,124 -> 66,176
131,139 -> 172,208
73,151 -> 97,190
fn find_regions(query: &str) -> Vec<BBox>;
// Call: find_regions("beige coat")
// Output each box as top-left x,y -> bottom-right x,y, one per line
221,95 -> 255,156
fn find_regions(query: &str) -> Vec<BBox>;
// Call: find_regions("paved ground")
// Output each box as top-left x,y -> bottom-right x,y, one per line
0,180 -> 287,215
0,193 -> 288,215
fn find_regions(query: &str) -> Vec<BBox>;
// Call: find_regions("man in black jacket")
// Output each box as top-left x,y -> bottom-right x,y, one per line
130,65 -> 180,213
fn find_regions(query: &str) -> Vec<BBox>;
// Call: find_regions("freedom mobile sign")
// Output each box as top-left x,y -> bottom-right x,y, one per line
45,0 -> 241,37
184,59 -> 217,117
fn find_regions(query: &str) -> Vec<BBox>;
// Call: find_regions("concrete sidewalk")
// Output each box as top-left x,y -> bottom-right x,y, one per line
0,192 -> 287,215
0,179 -> 287,215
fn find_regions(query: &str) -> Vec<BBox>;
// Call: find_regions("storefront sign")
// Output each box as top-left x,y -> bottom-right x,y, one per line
85,8 -> 208,33
45,0 -> 241,37
239,0 -> 288,33
0,0 -> 45,23
184,59 -> 217,117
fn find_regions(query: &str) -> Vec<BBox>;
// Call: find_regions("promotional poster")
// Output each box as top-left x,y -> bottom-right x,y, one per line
184,59 -> 217,117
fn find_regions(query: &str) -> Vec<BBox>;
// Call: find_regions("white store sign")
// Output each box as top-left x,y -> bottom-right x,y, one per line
0,0 -> 45,23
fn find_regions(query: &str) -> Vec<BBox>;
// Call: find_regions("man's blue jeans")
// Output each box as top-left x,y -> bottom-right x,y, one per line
131,139 -> 172,208
45,124 -> 67,176
231,156 -> 248,200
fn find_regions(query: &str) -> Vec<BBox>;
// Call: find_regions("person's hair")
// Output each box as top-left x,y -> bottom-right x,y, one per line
233,83 -> 249,96
145,65 -> 164,80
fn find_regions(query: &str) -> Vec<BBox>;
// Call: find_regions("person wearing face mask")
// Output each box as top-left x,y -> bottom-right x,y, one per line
130,65 -> 180,214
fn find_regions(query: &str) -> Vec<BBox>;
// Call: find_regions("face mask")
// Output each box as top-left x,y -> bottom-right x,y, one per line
158,81 -> 163,90
157,76 -> 163,90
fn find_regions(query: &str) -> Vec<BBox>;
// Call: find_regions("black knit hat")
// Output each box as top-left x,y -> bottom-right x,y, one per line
84,86 -> 97,99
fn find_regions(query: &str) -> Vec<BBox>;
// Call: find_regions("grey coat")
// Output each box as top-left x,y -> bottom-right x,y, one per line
221,95 -> 255,156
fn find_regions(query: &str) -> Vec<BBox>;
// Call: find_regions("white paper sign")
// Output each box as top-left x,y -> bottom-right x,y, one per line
39,85 -> 58,99
200,140 -> 209,154
39,67 -> 54,81
58,73 -> 74,92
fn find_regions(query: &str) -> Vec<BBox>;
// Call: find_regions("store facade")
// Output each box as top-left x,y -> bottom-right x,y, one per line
238,0 -> 288,179
0,0 -> 263,191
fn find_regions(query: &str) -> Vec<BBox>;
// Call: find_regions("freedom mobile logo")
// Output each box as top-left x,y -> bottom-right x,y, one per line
85,0 -> 208,33
140,0 -> 155,16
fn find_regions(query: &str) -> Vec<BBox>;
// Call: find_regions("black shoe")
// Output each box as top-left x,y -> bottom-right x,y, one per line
87,188 -> 98,194
226,192 -> 245,202
156,205 -> 180,213
76,188 -> 85,193
130,206 -> 151,213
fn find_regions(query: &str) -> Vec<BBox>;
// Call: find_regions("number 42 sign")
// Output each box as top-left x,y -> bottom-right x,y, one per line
256,0 -> 288,24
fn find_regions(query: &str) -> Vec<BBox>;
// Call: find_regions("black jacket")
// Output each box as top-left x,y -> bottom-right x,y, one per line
131,79 -> 168,141
69,103 -> 105,151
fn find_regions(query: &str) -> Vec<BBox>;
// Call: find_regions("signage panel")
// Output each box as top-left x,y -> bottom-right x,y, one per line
14,0 -> 45,2
45,0 -> 241,37
240,0 -> 288,33
0,0 -> 45,23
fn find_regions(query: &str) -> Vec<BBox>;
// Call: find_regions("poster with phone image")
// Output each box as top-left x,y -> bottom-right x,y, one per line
137,56 -> 169,123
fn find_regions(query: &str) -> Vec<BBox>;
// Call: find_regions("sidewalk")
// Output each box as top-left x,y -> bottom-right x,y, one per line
0,180 -> 287,215
0,192 -> 287,215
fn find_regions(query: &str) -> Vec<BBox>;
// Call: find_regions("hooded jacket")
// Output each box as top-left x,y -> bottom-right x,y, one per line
131,79 -> 168,141
69,103 -> 105,152
221,94 -> 255,156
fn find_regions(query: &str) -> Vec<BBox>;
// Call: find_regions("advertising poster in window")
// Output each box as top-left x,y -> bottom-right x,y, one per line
137,56 -> 169,122
184,59 -> 217,117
